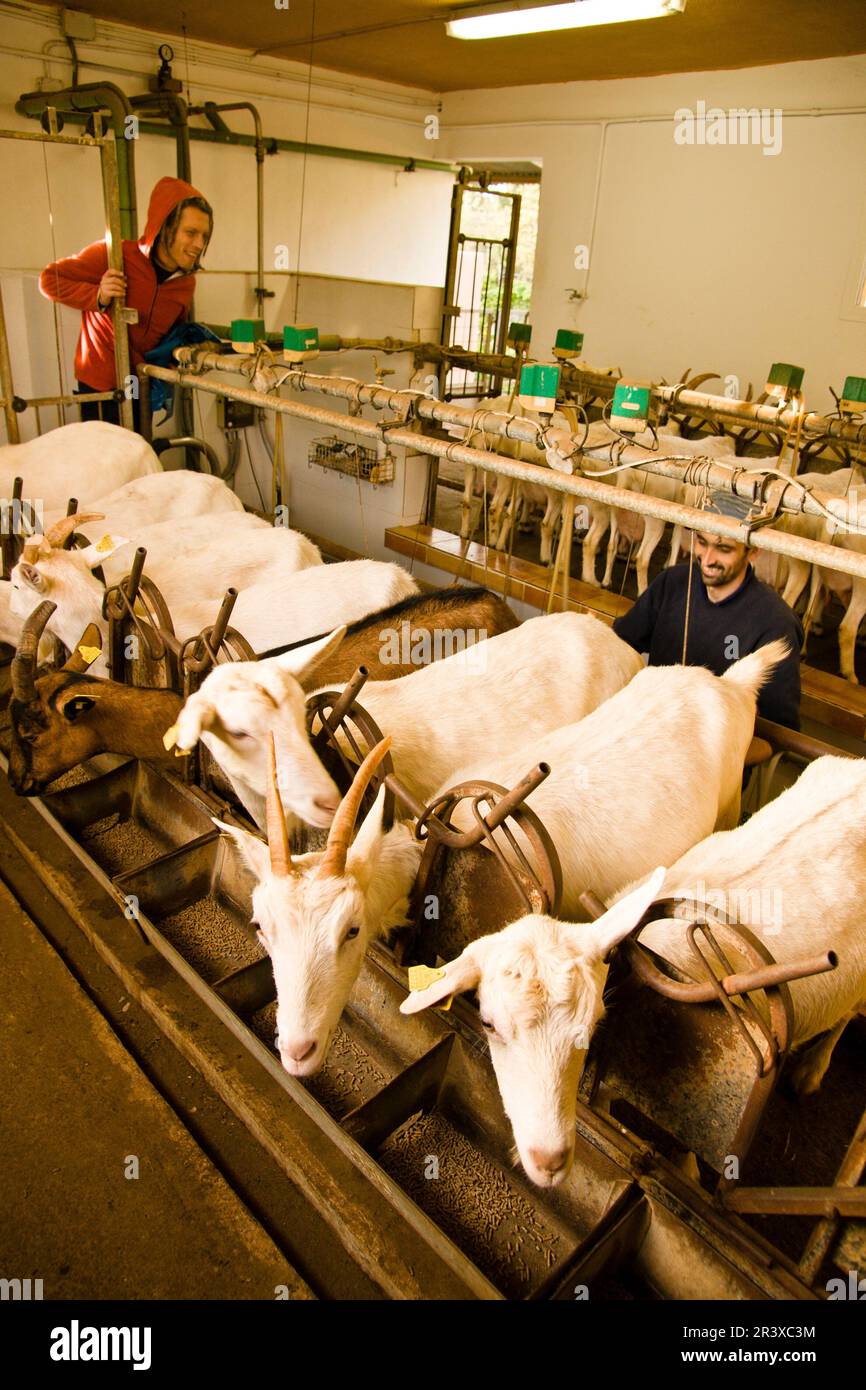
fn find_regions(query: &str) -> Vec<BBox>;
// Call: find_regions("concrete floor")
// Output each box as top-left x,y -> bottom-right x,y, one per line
0,879 -> 313,1301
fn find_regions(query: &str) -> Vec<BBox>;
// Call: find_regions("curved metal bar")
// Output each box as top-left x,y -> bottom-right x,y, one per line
180,589 -> 243,675
414,765 -> 551,850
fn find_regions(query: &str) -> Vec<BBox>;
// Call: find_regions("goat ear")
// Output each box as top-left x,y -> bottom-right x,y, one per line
399,938 -> 492,1016
64,624 -> 103,674
583,866 -> 667,963
18,562 -> 46,592
174,701 -> 214,751
213,818 -> 270,882
78,535 -> 130,569
346,784 -> 387,876
59,693 -> 96,722
272,626 -> 347,682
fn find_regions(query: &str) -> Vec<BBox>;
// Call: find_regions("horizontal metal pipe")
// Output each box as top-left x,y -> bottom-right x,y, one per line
25,106 -> 457,174
755,717 -> 861,762
0,391 -> 116,409
191,346 -> 866,447
620,945 -> 837,1004
140,363 -> 866,581
0,124 -> 114,148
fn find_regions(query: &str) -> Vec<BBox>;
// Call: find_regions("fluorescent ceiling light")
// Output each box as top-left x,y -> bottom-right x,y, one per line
447,0 -> 686,41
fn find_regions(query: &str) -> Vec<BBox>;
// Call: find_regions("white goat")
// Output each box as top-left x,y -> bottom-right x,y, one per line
174,611 -> 644,832
434,642 -> 786,910
214,642 -> 783,1097
463,395 -> 572,565
631,754 -> 866,1093
751,467 -> 864,612
803,491 -> 866,683
40,468 -> 246,533
216,737 -> 423,1076
401,870 -> 667,1187
1,421 -> 160,511
400,642 -> 787,1186
8,510 -> 324,672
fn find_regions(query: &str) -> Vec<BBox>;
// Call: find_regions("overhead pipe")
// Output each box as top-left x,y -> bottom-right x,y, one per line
128,114 -> 456,174
188,345 -> 865,449
179,352 -> 866,478
16,85 -> 138,239
129,92 -> 191,182
140,362 -> 866,583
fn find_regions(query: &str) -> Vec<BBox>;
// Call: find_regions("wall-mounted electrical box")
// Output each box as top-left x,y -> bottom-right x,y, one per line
230,318 -> 265,353
61,8 -> 97,40
765,362 -> 805,401
840,375 -> 866,414
553,328 -> 584,360
610,380 -> 652,432
216,397 -> 256,430
283,325 -> 320,364
506,321 -> 532,351
518,363 -> 560,413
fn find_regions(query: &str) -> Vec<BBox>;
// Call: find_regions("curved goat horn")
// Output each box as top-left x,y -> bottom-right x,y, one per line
266,733 -> 295,878
318,735 -> 393,880
11,600 -> 56,703
42,511 -> 105,549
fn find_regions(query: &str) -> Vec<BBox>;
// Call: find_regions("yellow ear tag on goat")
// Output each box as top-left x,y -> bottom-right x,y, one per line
95,534 -> 115,553
163,723 -> 179,751
407,963 -> 453,1012
77,644 -> 101,665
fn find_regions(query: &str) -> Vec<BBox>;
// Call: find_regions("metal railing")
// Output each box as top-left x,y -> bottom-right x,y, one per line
0,116 -> 134,439
139,355 -> 866,584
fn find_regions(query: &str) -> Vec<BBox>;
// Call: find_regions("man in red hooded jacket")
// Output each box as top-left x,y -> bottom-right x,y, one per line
39,176 -> 213,426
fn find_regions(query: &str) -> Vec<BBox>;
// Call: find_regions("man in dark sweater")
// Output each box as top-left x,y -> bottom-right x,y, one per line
613,492 -> 803,728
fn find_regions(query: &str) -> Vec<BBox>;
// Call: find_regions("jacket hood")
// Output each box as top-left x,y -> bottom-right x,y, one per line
139,176 -> 208,259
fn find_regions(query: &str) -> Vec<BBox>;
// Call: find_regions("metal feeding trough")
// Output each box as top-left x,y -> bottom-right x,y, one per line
16,570 -> 865,1298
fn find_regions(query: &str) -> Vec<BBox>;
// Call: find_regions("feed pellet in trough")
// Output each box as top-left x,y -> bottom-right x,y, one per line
80,815 -> 167,877
250,1002 -> 388,1119
156,896 -> 265,985
378,1110 -> 566,1300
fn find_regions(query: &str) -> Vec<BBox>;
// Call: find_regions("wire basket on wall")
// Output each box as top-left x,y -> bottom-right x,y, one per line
308,436 -> 395,485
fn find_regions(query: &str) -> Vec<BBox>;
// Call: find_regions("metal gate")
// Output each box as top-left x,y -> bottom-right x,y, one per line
439,180 -> 521,402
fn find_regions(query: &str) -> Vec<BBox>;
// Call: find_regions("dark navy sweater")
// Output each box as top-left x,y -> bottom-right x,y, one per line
613,562 -> 803,729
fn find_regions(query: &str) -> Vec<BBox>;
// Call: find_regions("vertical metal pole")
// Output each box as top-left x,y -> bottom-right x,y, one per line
137,366 -> 152,442
494,192 -> 521,399
426,180 -> 465,524
99,131 -> 135,430
438,180 -> 464,401
255,135 -> 265,317
0,283 -> 20,444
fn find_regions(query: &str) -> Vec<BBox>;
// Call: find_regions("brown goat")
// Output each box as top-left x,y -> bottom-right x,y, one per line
258,586 -> 519,691
8,601 -> 181,795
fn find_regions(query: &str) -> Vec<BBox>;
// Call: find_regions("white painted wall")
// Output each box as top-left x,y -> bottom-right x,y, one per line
3,2 -> 866,567
440,56 -> 866,413
0,2 -> 450,555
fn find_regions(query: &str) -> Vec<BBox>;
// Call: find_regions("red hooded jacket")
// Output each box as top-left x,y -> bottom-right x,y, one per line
39,177 -> 207,392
